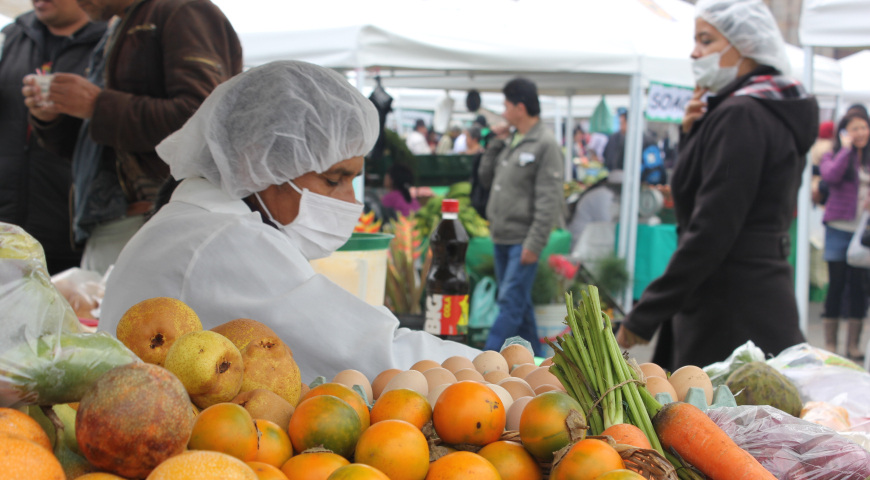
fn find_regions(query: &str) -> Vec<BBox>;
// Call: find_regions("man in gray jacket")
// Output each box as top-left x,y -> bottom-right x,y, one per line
479,78 -> 564,355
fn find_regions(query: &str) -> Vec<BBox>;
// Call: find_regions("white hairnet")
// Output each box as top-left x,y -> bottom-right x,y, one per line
156,61 -> 379,199
695,0 -> 791,76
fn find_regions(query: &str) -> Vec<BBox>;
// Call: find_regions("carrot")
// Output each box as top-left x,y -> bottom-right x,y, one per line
653,402 -> 775,480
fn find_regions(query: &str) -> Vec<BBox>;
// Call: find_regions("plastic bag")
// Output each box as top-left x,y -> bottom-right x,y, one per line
800,402 -> 851,432
469,276 -> 499,329
767,343 -> 870,429
703,340 -> 766,387
846,211 -> 870,268
0,223 -> 138,407
51,267 -> 105,321
500,336 -> 534,356
707,405 -> 870,480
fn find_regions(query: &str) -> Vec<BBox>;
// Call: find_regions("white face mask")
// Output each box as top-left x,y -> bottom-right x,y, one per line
255,181 -> 363,260
692,45 -> 743,93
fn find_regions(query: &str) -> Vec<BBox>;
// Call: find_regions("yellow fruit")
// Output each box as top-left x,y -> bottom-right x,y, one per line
164,331 -> 245,408
116,297 -> 202,366
146,450 -> 258,480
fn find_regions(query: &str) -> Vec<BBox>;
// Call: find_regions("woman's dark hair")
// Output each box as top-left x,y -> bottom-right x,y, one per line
846,104 -> 869,118
503,78 -> 541,117
387,164 -> 414,203
834,112 -> 870,182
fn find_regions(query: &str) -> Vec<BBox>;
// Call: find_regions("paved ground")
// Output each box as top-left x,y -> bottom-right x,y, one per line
623,302 -> 869,369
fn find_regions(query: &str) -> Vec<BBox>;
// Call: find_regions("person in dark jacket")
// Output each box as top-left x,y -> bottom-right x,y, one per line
617,0 -> 818,370
22,0 -> 242,274
819,111 -> 870,361
0,1 -> 104,274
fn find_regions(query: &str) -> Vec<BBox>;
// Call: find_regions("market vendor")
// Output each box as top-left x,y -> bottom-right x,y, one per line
99,61 -> 479,382
616,0 -> 818,369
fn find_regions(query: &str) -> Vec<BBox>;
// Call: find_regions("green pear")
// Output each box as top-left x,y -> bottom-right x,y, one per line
52,404 -> 80,455
164,331 -> 244,409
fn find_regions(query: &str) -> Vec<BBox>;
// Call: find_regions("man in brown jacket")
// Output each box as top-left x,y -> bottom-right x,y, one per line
22,0 -> 241,273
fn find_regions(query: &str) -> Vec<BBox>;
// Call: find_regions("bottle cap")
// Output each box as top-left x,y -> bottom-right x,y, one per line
441,199 -> 460,214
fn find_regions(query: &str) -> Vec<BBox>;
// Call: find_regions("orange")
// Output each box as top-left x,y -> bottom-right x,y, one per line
355,420 -> 429,480
601,424 -> 652,450
370,388 -> 432,430
478,440 -> 542,480
300,383 -> 370,431
289,395 -> 362,458
146,450 -> 257,479
254,420 -> 294,467
0,435 -> 64,480
519,392 -> 585,462
281,452 -> 350,480
327,464 -> 390,480
0,408 -> 51,450
592,471 -> 645,480
189,403 -> 259,461
432,381 -> 506,446
248,461 -> 290,480
425,451 -> 500,480
550,439 -> 624,480
77,475 -> 128,480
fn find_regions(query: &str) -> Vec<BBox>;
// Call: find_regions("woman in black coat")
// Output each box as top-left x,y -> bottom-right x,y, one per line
617,0 -> 819,370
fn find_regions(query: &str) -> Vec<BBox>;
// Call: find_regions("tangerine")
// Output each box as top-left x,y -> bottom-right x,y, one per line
327,464 -> 390,480
433,381 -> 505,446
301,383 -> 370,431
478,440 -> 542,480
0,435 -> 64,480
600,424 -> 651,450
550,439 -> 624,480
288,395 -> 362,458
254,419 -> 294,467
146,450 -> 257,479
370,388 -> 432,430
77,474 -> 127,480
0,408 -> 51,450
248,461 -> 290,480
280,452 -> 350,480
188,403 -> 259,461
425,451 -> 500,480
519,392 -> 585,462
355,420 -> 429,480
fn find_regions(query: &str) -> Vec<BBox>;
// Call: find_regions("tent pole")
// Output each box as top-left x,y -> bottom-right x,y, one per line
565,93 -> 575,181
618,73 -> 644,312
353,67 -> 366,204
796,47 -> 814,336
554,99 -> 563,159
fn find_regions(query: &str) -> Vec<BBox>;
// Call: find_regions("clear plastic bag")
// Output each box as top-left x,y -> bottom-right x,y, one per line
767,343 -> 870,429
846,212 -> 870,268
51,267 -> 105,321
703,340 -> 766,387
800,402 -> 851,432
500,336 -> 535,356
707,405 -> 870,480
0,223 -> 138,407
469,276 -> 499,329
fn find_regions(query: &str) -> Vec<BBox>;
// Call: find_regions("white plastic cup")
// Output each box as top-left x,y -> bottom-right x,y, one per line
34,74 -> 54,106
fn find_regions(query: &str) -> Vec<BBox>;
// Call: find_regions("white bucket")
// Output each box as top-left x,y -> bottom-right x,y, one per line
535,304 -> 571,358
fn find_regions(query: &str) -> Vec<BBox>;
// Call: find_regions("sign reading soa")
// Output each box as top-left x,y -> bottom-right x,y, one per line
646,82 -> 694,124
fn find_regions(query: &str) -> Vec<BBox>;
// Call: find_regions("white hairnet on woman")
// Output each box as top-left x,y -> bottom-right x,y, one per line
695,0 -> 791,76
100,61 -> 479,383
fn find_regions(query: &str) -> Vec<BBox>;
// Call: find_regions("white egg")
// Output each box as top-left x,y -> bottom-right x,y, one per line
383,370 -> 429,397
441,356 -> 475,373
506,396 -> 534,431
423,367 -> 457,391
473,351 -> 509,375
486,384 -> 514,417
427,383 -> 451,410
500,345 -> 535,372
332,370 -> 373,404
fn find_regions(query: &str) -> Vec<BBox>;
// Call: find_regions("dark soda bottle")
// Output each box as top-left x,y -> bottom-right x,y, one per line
424,199 -> 469,344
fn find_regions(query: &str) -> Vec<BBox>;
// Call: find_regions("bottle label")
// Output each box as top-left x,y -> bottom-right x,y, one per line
424,294 -> 469,336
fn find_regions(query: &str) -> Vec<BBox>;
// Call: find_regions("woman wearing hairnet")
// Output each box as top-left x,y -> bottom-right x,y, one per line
617,0 -> 819,369
99,61 -> 479,382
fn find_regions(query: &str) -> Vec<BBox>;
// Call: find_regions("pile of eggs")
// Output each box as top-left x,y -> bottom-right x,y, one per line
329,346 -> 565,432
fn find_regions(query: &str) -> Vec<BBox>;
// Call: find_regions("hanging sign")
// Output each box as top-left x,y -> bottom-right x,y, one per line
646,82 -> 694,123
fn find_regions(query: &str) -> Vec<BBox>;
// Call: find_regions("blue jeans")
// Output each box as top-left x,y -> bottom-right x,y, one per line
484,244 -> 544,356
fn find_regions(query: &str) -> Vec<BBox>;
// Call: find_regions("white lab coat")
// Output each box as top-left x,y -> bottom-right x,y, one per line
100,178 -> 479,383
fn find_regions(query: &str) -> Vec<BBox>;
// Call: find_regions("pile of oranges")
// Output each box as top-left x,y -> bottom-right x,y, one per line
0,346 -> 655,480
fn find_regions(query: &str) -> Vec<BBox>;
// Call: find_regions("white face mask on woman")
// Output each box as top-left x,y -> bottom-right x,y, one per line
693,45 -> 743,93
255,181 -> 363,260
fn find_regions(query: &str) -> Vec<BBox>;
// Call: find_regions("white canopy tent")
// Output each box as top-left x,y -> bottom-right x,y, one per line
839,50 -> 870,114
796,0 -> 870,335
0,13 -> 12,27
